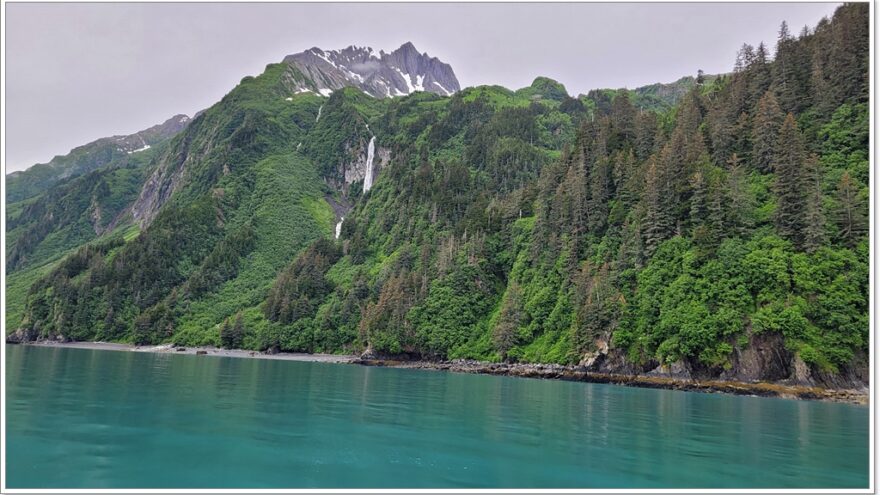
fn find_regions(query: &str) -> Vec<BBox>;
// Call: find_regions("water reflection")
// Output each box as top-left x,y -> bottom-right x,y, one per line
6,345 -> 869,489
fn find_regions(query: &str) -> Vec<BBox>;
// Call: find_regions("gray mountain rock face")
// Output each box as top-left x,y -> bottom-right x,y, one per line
282,42 -> 460,98
110,114 -> 191,155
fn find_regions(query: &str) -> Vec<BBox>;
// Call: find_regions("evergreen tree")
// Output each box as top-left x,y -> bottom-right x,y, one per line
574,262 -> 617,355
642,156 -> 674,255
610,92 -> 636,141
773,20 -> 812,113
773,114 -> 809,248
587,123 -> 611,234
724,153 -> 754,236
802,153 -> 825,252
748,43 -> 773,106
634,111 -> 657,160
835,170 -> 867,247
220,312 -> 245,349
751,90 -> 784,172
493,282 -> 523,360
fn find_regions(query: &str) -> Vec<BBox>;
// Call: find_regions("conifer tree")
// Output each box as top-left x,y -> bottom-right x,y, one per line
748,42 -> 773,106
835,171 -> 867,247
773,20 -> 812,114
724,153 -> 754,236
773,114 -> 808,248
634,111 -> 657,160
614,149 -> 640,209
493,282 -> 523,360
587,124 -> 611,233
751,90 -> 785,172
689,169 -> 708,228
802,153 -> 825,252
642,156 -> 674,255
611,93 -> 636,139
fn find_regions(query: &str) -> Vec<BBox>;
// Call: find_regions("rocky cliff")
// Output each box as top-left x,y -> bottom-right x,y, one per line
283,42 -> 460,98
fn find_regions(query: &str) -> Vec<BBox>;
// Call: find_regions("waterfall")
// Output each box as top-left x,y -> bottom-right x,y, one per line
316,104 -> 323,122
362,136 -> 376,193
335,217 -> 344,239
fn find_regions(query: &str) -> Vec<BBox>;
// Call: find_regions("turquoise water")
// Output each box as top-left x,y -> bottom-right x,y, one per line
6,345 -> 869,489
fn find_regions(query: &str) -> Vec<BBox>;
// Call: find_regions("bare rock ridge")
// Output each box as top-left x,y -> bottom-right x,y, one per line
283,42 -> 460,98
111,114 -> 191,154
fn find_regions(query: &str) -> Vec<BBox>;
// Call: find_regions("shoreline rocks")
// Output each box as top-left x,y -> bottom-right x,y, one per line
352,358 -> 868,405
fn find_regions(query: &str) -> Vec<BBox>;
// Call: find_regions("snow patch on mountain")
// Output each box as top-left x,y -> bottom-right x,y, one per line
282,42 -> 460,99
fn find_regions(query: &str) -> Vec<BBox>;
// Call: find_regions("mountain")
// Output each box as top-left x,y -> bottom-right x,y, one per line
6,114 -> 191,204
6,4 -> 869,390
516,77 -> 570,102
282,42 -> 460,98
580,75 -> 720,115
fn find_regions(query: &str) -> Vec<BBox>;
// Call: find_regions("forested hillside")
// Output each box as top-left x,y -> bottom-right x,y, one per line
9,4 -> 869,387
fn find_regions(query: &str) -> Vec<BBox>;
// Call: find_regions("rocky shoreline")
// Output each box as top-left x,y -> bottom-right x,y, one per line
353,358 -> 870,405
9,340 -> 867,404
12,340 -> 357,363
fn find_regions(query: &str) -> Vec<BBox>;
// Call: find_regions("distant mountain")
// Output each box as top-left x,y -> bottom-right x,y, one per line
6,114 -> 191,204
515,77 -> 570,102
582,75 -> 722,115
282,42 -> 460,98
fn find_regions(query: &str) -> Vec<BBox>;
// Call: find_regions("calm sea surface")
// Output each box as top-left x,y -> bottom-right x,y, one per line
6,344 -> 869,489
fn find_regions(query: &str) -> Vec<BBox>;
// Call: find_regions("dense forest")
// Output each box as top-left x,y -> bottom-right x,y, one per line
9,4 -> 869,386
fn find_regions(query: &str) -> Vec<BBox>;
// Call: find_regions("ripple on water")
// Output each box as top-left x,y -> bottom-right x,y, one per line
5,345 -> 869,489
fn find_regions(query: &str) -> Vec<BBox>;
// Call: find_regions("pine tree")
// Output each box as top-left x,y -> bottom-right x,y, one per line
802,154 -> 825,252
642,156 -> 674,255
732,112 -> 752,164
835,170 -> 867,247
634,111 -> 657,160
773,20 -> 812,113
219,314 -> 244,349
587,125 -> 611,234
689,169 -> 708,228
751,90 -> 785,172
614,149 -> 640,209
724,153 -> 754,236
773,114 -> 809,248
574,263 -> 617,355
493,282 -> 523,360
708,104 -> 736,166
609,93 -> 633,138
748,42 -> 773,106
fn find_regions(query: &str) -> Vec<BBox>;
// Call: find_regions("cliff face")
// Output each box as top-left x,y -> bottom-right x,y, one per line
333,137 -> 391,193
580,332 -> 868,390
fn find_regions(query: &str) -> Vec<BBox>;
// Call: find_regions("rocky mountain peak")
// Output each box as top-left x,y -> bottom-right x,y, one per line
282,42 -> 460,98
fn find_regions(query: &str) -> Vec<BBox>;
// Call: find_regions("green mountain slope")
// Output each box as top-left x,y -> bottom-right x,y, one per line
6,114 -> 190,204
9,4 -> 869,388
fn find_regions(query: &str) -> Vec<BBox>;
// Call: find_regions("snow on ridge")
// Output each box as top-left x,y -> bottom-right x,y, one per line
433,80 -> 452,96
311,48 -> 339,69
128,144 -> 151,154
393,67 -> 416,93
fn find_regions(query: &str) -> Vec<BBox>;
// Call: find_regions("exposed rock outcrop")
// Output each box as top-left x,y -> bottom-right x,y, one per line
282,42 -> 460,98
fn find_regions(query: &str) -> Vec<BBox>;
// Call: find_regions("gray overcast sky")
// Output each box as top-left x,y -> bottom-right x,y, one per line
6,2 -> 840,173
